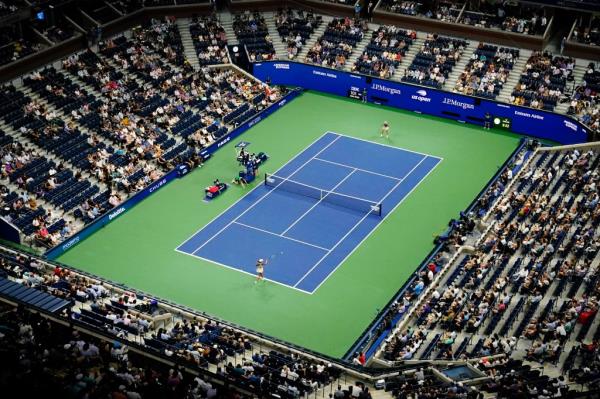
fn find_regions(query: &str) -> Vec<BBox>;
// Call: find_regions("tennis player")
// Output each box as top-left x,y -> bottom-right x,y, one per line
380,121 -> 390,139
255,258 -> 267,283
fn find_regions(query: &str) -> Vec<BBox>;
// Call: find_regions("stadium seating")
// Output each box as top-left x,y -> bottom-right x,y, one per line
189,16 -> 229,65
0,17 -> 280,246
511,52 -> 573,111
378,144 -> 600,394
0,248 -> 359,398
402,34 -> 468,88
274,8 -> 322,60
232,12 -> 276,62
352,26 -> 415,78
454,44 -> 519,99
305,17 -> 366,69
0,3 -> 599,399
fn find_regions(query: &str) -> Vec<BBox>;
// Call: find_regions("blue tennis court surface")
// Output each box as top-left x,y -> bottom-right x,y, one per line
176,132 -> 441,294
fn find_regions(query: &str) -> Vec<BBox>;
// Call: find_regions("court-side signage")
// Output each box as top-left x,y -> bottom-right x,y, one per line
45,169 -> 179,259
253,61 -> 589,144
45,90 -> 301,260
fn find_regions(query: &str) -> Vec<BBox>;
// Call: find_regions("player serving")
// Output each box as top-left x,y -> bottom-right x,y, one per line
380,121 -> 390,139
255,258 -> 267,283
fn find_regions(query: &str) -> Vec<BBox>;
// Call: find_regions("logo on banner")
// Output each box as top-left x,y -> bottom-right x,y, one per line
62,236 -> 80,250
217,136 -> 232,148
514,110 -> 544,120
108,207 -> 126,221
371,83 -> 401,96
563,120 -> 578,132
442,98 -> 475,110
313,70 -> 337,78
411,89 -> 431,103
149,177 -> 168,193
274,63 -> 290,70
248,116 -> 262,128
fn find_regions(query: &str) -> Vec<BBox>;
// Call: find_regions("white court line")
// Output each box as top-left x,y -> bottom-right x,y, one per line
233,221 -> 330,252
293,155 -> 431,289
308,157 -> 443,294
175,132 -> 339,252
326,130 -> 444,161
174,248 -> 313,295
313,157 -> 403,181
281,168 -> 357,236
186,134 -> 342,255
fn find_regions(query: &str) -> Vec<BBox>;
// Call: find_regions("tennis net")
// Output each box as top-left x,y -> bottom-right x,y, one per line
264,173 -> 382,216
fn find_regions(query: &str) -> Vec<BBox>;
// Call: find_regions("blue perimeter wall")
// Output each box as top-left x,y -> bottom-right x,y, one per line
253,61 -> 589,145
45,89 -> 302,259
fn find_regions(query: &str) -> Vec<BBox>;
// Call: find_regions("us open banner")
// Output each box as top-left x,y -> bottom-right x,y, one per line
253,61 -> 589,145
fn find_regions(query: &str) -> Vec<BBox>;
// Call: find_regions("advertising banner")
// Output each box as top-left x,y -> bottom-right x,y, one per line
253,62 -> 589,144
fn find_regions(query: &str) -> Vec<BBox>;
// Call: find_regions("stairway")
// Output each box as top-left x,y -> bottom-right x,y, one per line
263,12 -> 288,60
390,35 -> 426,81
344,25 -> 377,73
175,18 -> 200,71
445,40 -> 477,89
218,11 -> 238,46
496,48 -> 532,104
295,16 -> 330,62
555,61 -> 588,115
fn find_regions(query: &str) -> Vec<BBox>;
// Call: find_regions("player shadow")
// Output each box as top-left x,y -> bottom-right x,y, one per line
235,278 -> 276,301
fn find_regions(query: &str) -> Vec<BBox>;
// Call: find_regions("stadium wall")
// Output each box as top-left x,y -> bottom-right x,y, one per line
253,61 -> 590,145
44,89 -> 302,259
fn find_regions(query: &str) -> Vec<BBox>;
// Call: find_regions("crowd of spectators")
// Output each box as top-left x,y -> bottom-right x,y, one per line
305,17 -> 366,69
572,16 -> 600,47
569,63 -> 600,138
380,0 -> 548,36
453,44 -> 518,99
189,15 -> 229,65
381,0 -> 462,22
352,26 -> 415,79
232,11 -> 276,62
380,1 -> 421,16
402,33 -> 467,88
0,0 -> 24,17
384,368 -> 473,399
274,8 -> 321,60
0,17 -> 280,247
379,144 -> 600,394
511,52 -> 574,111
0,301 -> 229,398
459,3 -> 548,36
0,250 -> 363,398
0,28 -> 41,66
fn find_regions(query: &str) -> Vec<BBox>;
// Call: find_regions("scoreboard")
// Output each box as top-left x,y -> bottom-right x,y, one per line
493,116 -> 512,130
348,86 -> 362,100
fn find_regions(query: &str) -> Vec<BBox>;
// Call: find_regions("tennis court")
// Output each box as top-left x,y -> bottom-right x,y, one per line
176,132 -> 442,293
57,91 -> 522,357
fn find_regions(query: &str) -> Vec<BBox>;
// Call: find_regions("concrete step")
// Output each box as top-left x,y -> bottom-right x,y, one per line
391,36 -> 425,81
446,41 -> 477,89
175,18 -> 200,71
297,19 -> 330,62
345,25 -> 379,73
219,11 -> 238,45
263,13 -> 288,60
